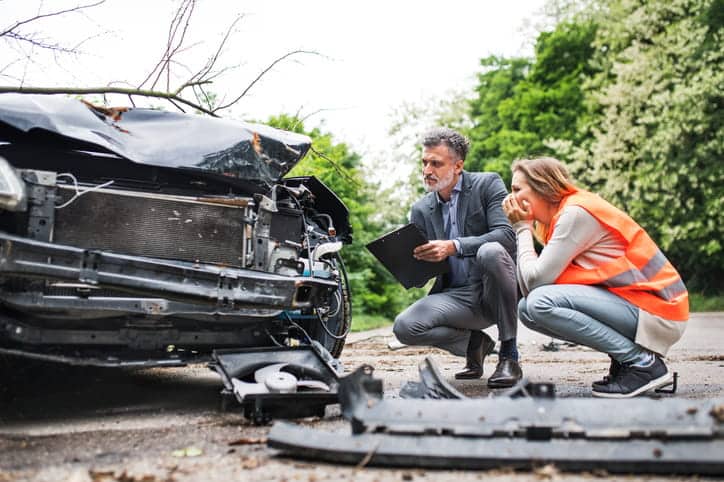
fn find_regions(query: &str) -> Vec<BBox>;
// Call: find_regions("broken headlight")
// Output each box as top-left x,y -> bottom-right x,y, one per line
0,156 -> 26,211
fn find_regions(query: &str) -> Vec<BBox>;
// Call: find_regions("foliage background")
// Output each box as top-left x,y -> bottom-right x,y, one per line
286,0 -> 722,325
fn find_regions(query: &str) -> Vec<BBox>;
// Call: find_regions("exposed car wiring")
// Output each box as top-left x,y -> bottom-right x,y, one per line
284,314 -> 312,343
327,290 -> 342,318
55,173 -> 114,209
315,309 -> 350,340
265,327 -> 285,347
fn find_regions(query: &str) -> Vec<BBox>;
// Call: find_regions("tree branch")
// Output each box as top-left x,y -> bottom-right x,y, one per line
4,31 -> 79,54
309,146 -> 360,187
137,0 -> 195,90
0,85 -> 219,117
214,50 -> 319,112
0,1 -> 105,38
188,14 -> 244,85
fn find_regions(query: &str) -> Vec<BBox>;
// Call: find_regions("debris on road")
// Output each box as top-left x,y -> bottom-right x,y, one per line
228,436 -> 268,446
211,345 -> 341,425
268,360 -> 724,475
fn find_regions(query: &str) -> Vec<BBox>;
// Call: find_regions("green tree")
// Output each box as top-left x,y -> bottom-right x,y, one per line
572,0 -> 724,292
467,56 -> 531,183
467,20 -> 597,184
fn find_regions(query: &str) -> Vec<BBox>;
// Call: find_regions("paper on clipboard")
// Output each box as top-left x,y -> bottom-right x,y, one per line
365,223 -> 449,289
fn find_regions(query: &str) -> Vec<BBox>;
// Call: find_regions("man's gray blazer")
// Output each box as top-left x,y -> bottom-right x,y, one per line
410,170 -> 516,294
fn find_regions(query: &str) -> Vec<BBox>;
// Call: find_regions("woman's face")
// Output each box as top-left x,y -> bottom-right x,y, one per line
511,170 -> 556,225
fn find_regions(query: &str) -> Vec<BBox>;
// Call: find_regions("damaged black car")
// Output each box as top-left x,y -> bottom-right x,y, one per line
0,94 -> 351,367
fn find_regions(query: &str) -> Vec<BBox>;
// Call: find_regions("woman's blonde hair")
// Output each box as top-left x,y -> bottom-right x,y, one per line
511,157 -> 578,243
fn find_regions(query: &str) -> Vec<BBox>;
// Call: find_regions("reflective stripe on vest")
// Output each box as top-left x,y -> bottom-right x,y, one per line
547,190 -> 689,321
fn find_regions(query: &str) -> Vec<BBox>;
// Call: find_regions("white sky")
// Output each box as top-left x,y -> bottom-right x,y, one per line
2,0 -> 546,159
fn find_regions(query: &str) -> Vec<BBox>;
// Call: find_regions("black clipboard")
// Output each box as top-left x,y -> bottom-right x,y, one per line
366,223 -> 449,289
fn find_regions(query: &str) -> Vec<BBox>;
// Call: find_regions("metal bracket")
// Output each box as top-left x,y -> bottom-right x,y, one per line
79,250 -> 101,284
655,371 -> 679,394
23,171 -> 56,243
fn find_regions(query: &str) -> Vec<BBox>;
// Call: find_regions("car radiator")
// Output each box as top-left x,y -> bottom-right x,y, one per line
53,186 -> 253,267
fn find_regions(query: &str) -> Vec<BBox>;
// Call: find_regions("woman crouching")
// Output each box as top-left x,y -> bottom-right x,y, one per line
502,157 -> 688,398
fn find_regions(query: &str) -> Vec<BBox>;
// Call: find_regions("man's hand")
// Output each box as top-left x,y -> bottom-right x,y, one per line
502,194 -> 532,224
413,240 -> 456,262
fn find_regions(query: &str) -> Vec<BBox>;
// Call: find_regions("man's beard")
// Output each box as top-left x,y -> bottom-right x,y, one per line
423,170 -> 455,193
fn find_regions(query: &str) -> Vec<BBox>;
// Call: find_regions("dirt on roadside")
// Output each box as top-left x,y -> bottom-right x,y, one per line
1,314 -> 722,481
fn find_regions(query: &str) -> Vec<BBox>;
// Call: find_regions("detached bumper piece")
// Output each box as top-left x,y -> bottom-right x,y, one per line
0,232 -> 337,310
211,345 -> 341,425
268,360 -> 724,475
398,357 -> 467,399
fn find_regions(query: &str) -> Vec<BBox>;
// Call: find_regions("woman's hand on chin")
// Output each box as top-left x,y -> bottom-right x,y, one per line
502,194 -> 532,224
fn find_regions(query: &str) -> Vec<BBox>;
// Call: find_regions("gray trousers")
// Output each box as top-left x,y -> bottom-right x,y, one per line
393,242 -> 518,357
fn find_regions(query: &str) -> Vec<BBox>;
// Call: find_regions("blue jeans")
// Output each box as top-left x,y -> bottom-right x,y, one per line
518,284 -> 647,364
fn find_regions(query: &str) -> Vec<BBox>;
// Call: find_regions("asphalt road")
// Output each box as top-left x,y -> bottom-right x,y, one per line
0,313 -> 722,481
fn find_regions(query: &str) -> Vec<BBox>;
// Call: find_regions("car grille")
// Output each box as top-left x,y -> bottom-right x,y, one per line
53,187 -> 252,267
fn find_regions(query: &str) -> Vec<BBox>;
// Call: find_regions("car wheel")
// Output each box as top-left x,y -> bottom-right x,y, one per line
309,254 -> 351,358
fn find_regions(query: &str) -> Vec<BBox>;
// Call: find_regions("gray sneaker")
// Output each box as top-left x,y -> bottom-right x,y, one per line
592,356 -> 671,398
592,356 -> 622,388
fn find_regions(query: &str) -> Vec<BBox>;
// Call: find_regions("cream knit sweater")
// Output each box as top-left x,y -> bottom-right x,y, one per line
514,206 -> 686,356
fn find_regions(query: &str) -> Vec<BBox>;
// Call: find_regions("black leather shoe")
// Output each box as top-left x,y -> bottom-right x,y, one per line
487,358 -> 523,388
455,331 -> 495,380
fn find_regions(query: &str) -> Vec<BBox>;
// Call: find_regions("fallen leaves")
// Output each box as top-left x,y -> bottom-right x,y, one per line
710,404 -> 724,422
228,436 -> 267,446
533,463 -> 559,480
171,447 -> 203,458
89,469 -> 166,482
240,456 -> 262,469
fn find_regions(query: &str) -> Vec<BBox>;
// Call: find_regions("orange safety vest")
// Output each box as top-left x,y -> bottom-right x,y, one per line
546,190 -> 689,321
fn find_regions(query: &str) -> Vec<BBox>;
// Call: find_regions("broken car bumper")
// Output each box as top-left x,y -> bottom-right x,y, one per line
0,231 -> 337,310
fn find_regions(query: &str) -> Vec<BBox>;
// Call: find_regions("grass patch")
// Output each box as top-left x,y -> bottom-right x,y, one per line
351,313 -> 393,332
690,293 -> 724,312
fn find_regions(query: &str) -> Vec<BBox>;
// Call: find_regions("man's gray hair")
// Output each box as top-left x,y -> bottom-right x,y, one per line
421,127 -> 470,161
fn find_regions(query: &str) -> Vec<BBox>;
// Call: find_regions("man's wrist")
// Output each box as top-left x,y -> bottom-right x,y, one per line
451,239 -> 461,256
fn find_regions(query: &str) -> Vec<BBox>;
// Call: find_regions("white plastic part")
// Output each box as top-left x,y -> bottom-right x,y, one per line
253,363 -> 288,383
264,371 -> 298,393
231,377 -> 269,402
296,380 -> 331,391
313,241 -> 343,262
0,156 -> 26,211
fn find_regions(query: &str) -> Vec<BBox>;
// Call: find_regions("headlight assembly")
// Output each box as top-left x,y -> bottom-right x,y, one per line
0,156 -> 26,211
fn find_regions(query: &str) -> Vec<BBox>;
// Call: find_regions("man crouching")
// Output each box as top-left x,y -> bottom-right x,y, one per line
393,127 -> 522,388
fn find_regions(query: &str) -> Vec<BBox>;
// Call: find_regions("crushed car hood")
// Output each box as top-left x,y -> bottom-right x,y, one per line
0,94 -> 312,183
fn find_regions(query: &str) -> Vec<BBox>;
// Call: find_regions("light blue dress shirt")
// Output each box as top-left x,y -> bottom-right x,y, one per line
437,175 -> 468,287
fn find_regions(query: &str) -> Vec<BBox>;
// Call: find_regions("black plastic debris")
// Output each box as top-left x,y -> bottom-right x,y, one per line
268,362 -> 724,474
211,345 -> 340,425
398,357 -> 466,400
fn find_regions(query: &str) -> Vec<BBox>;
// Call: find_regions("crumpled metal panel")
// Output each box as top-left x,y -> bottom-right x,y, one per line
268,422 -> 724,475
0,94 -> 311,183
338,364 -> 723,440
